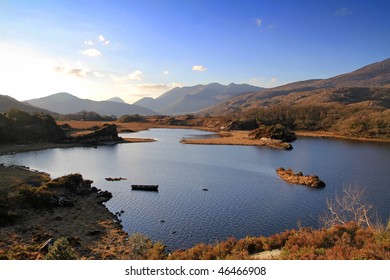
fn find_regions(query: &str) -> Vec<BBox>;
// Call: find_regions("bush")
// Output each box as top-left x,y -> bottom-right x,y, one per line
18,184 -> 54,208
45,173 -> 84,192
45,237 -> 78,260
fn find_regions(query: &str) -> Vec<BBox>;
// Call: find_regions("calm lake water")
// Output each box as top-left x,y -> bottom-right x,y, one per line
1,129 -> 389,250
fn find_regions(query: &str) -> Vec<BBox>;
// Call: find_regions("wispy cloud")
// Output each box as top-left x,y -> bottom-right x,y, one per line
163,70 -> 169,75
254,18 -> 276,29
93,71 -> 105,78
334,7 -> 352,16
80,48 -> 101,57
268,24 -> 276,29
84,40 -> 94,46
98,34 -> 110,45
130,83 -> 171,91
192,65 -> 207,72
54,61 -> 90,78
111,70 -> 143,82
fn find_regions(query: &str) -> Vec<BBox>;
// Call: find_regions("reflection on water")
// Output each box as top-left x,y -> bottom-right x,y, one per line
1,129 -> 389,250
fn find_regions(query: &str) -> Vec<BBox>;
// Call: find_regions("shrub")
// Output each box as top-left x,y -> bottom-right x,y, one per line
45,237 -> 78,260
18,184 -> 54,208
45,173 -> 84,191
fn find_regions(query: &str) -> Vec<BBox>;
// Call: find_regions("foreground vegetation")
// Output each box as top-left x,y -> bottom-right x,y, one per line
0,165 -> 388,260
168,222 -> 389,260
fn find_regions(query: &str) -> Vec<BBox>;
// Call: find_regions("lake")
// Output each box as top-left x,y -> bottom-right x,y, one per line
1,128 -> 389,251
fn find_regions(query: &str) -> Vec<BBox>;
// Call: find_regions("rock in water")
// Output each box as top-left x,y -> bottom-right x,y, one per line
276,167 -> 325,188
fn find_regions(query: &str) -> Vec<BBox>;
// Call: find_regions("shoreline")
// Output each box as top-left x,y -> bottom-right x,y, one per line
294,130 -> 390,143
0,138 -> 155,156
1,120 -> 389,156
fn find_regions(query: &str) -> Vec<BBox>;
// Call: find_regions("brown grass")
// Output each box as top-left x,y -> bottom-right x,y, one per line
295,130 -> 390,143
168,222 -> 389,260
181,131 -> 264,146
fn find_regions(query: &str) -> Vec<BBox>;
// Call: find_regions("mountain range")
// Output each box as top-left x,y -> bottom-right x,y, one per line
0,95 -> 55,114
134,83 -> 264,115
25,93 -> 156,116
201,58 -> 390,115
1,58 -> 389,118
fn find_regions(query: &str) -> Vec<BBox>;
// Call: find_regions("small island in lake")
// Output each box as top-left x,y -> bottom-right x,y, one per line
276,167 -> 325,188
180,124 -> 296,150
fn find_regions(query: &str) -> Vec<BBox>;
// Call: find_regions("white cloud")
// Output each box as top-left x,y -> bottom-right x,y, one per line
93,71 -> 105,78
192,65 -> 207,72
255,18 -> 262,27
111,70 -> 143,82
98,34 -> 110,45
334,8 -> 352,16
84,40 -> 94,46
81,48 -> 101,57
163,70 -> 169,75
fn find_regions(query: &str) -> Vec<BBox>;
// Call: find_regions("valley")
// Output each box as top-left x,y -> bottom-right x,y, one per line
0,58 -> 389,261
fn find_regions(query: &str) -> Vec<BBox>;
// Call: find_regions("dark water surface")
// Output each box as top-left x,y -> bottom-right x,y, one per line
1,129 -> 389,250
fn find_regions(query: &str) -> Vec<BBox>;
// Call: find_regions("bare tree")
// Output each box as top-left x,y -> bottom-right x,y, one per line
321,185 -> 375,228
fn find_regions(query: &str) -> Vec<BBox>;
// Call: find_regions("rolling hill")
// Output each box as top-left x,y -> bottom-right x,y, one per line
26,92 -> 157,116
134,83 -> 264,115
0,95 -> 54,114
201,58 -> 390,116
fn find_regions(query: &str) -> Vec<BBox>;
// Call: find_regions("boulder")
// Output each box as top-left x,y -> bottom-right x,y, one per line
96,190 -> 113,204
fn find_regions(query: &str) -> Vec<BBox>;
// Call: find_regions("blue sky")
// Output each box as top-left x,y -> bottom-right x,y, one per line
1,0 -> 389,103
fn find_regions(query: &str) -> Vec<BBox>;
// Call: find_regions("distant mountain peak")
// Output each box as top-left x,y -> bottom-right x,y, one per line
106,97 -> 127,104
51,92 -> 78,100
134,82 -> 264,115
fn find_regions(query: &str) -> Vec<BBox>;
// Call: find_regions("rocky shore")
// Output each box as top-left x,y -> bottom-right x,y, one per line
0,165 -> 125,259
276,167 -> 325,188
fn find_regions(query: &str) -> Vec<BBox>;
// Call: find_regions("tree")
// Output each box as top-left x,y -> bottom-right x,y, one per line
321,185 -> 376,228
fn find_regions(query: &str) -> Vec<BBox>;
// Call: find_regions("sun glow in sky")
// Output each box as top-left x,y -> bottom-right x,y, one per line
1,0 -> 389,103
